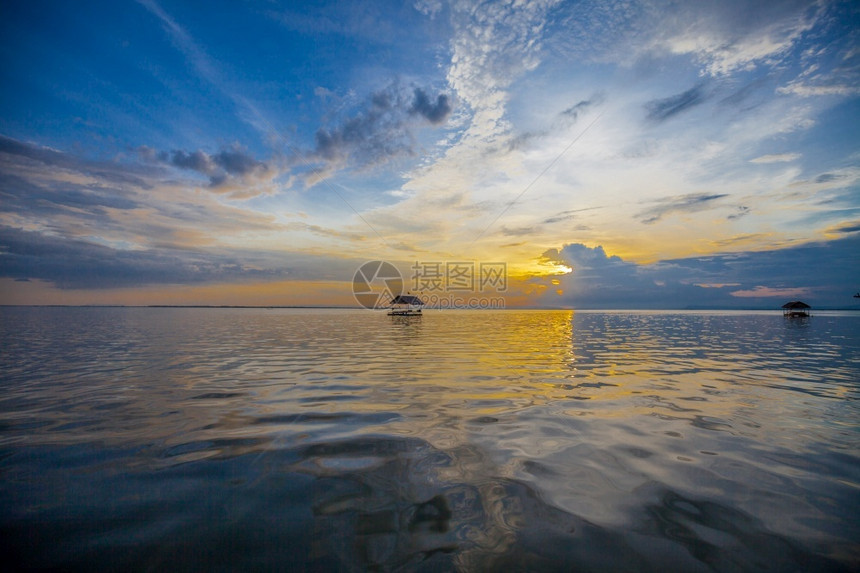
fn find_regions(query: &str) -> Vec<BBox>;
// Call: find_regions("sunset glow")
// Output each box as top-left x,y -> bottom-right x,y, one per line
1,0 -> 858,308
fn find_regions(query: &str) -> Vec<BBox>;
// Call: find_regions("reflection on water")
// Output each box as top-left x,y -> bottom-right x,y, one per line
1,308 -> 858,571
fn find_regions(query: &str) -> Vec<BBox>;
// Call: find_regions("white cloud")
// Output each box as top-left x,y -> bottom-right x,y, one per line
776,83 -> 860,97
446,0 -> 560,142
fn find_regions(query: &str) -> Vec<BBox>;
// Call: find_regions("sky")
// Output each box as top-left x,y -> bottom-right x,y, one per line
0,0 -> 858,309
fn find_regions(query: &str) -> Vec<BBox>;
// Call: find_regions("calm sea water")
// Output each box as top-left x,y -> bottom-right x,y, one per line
1,307 -> 858,571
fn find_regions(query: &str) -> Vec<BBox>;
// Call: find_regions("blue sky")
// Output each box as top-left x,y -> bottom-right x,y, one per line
0,0 -> 858,308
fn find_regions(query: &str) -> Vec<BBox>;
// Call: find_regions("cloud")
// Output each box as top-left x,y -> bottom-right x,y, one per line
727,206 -> 751,220
537,244 -> 655,307
164,149 -> 215,173
750,153 -> 801,163
537,236 -> 860,308
650,0 -> 821,76
0,135 -> 153,188
645,84 -> 708,121
561,93 -> 606,122
637,192 -> 728,224
268,1 -> 425,45
305,82 -> 453,175
730,285 -> 811,298
213,148 -> 270,177
0,135 -> 283,256
814,173 -> 841,184
540,207 -> 602,227
0,171 -> 139,221
138,0 -> 278,141
0,224 -> 364,289
409,88 -> 453,125
414,0 -> 443,19
0,225 -> 267,288
148,144 -> 275,196
507,94 -> 605,151
544,1 -> 809,73
1,135 -> 71,166
0,138 -> 373,292
825,220 -> 860,235
695,282 -> 741,288
776,83 -> 860,97
445,0 -> 558,144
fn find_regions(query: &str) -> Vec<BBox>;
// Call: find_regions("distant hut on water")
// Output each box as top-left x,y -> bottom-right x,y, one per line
388,294 -> 424,316
782,300 -> 811,318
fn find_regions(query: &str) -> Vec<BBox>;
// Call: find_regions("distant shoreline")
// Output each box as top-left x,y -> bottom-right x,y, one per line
2,305 -> 860,312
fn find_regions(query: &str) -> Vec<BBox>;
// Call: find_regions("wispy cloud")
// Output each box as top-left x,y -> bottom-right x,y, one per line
507,94 -> 605,151
727,206 -> 751,220
137,0 -> 281,143
750,153 -> 801,164
0,135 -> 153,187
645,84 -> 708,121
0,135 -> 281,253
637,192 -> 728,224
268,1 -> 423,45
651,0 -> 820,76
542,207 -> 602,225
730,285 -> 812,298
547,0 -> 822,77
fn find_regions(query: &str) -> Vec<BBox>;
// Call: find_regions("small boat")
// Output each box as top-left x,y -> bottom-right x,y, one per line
388,294 -> 424,316
782,300 -> 811,318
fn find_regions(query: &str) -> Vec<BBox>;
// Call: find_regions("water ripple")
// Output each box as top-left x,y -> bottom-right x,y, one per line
1,307 -> 858,570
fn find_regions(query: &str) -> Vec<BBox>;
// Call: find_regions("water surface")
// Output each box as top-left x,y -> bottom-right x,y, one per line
1,308 -> 858,571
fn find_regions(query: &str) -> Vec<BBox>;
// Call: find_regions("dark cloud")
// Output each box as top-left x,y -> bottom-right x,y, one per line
153,145 -> 272,190
542,207 -> 602,225
213,148 -> 270,176
0,168 -> 139,224
308,82 -> 453,173
409,88 -> 452,125
543,213 -> 575,224
0,225 -> 288,289
637,192 -> 728,224
313,110 -> 408,164
0,135 -> 153,188
719,76 -> 772,109
561,93 -> 605,122
500,225 -> 540,237
0,135 -> 66,165
645,85 -> 708,121
539,244 -> 646,307
815,173 -> 841,184
539,236 -> 860,309
727,205 -> 750,220
163,149 -> 216,174
831,221 -> 860,234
